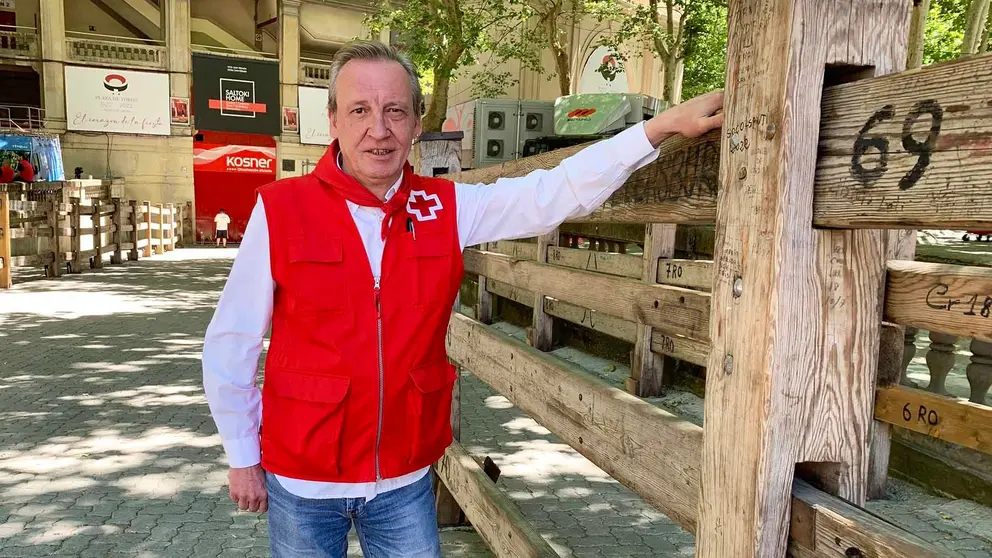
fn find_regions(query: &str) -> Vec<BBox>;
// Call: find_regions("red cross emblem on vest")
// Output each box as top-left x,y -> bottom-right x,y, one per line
406,190 -> 443,221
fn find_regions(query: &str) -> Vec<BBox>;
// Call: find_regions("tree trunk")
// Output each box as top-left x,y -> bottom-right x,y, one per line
906,0 -> 930,69
962,0 -> 991,55
423,64 -> 453,132
662,54 -> 683,105
547,12 -> 571,96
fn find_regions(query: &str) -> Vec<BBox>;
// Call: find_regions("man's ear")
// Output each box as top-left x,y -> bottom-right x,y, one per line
413,115 -> 422,141
329,108 -> 338,136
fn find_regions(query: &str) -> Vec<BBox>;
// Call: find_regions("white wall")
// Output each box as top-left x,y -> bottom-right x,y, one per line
61,133 -> 194,205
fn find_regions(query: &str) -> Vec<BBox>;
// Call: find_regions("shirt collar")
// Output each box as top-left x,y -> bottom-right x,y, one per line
336,151 -> 402,202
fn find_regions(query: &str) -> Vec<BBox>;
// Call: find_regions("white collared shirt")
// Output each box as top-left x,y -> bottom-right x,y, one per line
202,123 -> 661,500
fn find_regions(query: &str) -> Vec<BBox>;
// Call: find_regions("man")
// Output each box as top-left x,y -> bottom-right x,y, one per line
202,40 -> 723,557
213,208 -> 231,247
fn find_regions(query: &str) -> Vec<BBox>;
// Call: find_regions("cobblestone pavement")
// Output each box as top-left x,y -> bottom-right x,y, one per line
1,250 -> 990,557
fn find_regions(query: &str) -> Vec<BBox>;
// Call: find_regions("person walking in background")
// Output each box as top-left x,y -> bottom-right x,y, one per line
213,208 -> 231,247
201,40 -> 723,558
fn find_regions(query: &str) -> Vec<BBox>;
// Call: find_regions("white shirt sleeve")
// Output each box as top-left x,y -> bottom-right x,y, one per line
202,196 -> 273,468
454,122 -> 661,249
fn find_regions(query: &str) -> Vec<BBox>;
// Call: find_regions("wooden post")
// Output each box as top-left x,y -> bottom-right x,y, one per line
143,201 -> 152,258
867,230 -> 917,499
628,224 -> 676,396
184,201 -> 193,247
156,203 -> 165,255
69,197 -> 82,274
476,243 -> 495,324
111,198 -> 123,265
165,203 -> 174,252
0,192 -> 11,289
46,191 -> 62,278
698,2 -> 910,556
128,200 -> 139,261
90,198 -> 103,269
436,294 -> 466,527
529,230 -> 557,350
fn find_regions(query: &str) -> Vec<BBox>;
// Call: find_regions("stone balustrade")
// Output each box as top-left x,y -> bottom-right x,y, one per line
902,329 -> 992,406
65,37 -> 167,71
0,28 -> 39,59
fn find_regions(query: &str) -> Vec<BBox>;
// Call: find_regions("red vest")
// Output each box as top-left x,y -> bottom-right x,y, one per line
257,160 -> 464,482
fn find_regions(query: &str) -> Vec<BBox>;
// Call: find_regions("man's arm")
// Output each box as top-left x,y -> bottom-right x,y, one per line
202,197 -> 273,511
455,91 -> 724,249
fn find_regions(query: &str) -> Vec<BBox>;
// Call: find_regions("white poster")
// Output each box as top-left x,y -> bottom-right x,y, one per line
298,86 -> 332,146
64,66 -> 170,136
578,46 -> 630,94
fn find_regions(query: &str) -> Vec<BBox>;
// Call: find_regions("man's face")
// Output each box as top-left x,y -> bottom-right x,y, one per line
330,59 -> 421,192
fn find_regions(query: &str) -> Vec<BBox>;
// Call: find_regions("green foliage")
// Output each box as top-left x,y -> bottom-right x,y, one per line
681,2 -> 727,99
366,0 -> 545,102
924,0 -> 968,64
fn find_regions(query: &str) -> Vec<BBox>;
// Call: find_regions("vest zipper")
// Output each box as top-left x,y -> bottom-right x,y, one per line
373,275 -> 384,481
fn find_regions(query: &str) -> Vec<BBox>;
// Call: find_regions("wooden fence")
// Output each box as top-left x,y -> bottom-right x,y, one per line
430,4 -> 992,557
0,191 -> 189,289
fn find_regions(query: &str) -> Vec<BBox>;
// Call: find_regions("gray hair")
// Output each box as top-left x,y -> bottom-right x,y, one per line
327,40 -> 423,116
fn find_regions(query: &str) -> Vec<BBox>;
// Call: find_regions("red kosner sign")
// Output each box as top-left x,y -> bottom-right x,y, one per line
193,144 -> 276,174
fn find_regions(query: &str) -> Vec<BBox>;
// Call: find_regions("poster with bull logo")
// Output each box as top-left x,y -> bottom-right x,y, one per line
64,66 -> 170,136
192,53 -> 280,135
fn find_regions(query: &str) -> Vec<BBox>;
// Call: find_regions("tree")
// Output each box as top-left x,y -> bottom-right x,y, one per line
528,0 -> 578,96
367,0 -> 545,132
590,0 -> 725,105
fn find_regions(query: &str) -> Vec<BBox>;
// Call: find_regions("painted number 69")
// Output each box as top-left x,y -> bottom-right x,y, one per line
851,100 -> 943,190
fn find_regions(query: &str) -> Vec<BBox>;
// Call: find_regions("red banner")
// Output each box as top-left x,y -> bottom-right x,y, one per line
193,144 -> 276,175
207,99 -> 269,113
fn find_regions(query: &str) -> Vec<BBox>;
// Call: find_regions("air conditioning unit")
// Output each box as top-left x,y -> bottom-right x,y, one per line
444,99 -> 555,169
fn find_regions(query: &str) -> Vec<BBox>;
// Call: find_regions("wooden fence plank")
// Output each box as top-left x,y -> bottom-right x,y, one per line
547,246 -> 643,279
656,259 -> 713,291
464,250 -> 710,342
436,442 -> 559,558
885,260 -> 992,342
787,480 -> 949,558
446,313 -> 703,531
874,385 -> 992,455
487,240 -> 537,260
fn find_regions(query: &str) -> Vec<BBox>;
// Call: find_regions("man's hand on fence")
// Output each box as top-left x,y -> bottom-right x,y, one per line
229,464 -> 268,513
645,90 -> 725,147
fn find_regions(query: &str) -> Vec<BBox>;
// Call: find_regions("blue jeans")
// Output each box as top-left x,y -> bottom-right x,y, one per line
266,471 -> 442,558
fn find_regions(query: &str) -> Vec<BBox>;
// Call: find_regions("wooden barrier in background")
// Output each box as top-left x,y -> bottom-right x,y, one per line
0,192 -> 187,288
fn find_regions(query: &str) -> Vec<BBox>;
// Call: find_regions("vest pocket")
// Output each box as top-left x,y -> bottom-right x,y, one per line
405,232 -> 452,307
285,237 -> 347,311
262,369 -> 350,476
406,361 -> 457,464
